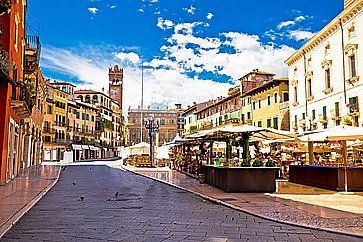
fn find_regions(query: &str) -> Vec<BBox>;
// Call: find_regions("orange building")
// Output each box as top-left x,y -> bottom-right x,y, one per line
0,1 -> 41,184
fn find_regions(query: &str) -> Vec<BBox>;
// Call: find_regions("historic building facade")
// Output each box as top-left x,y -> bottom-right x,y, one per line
286,0 -> 363,133
0,0 -> 43,184
241,78 -> 290,130
127,105 -> 183,145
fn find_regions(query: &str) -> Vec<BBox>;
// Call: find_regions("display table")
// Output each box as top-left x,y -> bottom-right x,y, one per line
289,165 -> 363,191
203,166 -> 278,193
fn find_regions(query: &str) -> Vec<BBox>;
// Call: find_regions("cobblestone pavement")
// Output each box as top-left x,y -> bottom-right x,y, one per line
125,167 -> 363,237
2,165 -> 362,241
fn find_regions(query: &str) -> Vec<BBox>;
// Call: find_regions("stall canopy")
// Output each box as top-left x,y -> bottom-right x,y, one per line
72,144 -> 82,150
186,124 -> 295,140
128,142 -> 150,155
156,145 -> 170,159
81,145 -> 89,150
298,125 -> 363,142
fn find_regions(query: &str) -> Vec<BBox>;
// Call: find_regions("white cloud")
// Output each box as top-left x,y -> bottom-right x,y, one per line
110,5 -> 116,9
157,17 -> 174,30
288,30 -> 315,41
115,52 -> 140,65
183,5 -> 196,15
295,15 -> 305,21
277,20 -> 295,29
41,20 -> 296,113
87,7 -> 98,14
206,13 -> 214,20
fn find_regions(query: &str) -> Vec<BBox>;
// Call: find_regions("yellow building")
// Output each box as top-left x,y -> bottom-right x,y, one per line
241,78 -> 290,130
43,82 -> 70,161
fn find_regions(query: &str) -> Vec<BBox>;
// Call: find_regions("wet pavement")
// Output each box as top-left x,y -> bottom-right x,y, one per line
0,165 -> 60,237
2,165 -> 362,241
123,166 -> 363,237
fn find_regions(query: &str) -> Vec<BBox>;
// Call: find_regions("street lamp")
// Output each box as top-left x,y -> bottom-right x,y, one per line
144,119 -> 159,167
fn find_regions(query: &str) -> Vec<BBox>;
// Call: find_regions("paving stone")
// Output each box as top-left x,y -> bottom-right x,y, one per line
2,165 -> 363,241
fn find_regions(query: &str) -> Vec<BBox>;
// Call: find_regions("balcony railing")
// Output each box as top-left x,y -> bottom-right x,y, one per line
279,101 -> 289,110
54,121 -> 67,127
43,127 -> 56,134
330,109 -> 341,120
10,84 -> 33,119
24,35 -> 41,74
318,113 -> 328,123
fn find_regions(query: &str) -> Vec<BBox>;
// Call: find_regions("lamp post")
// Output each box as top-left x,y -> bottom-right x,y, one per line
144,119 -> 159,167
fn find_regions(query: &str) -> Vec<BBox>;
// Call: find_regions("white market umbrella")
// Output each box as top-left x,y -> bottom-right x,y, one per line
156,146 -> 170,159
128,142 -> 150,155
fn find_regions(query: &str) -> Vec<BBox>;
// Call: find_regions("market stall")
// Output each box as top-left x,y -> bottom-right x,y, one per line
291,125 -> 363,192
172,124 -> 294,192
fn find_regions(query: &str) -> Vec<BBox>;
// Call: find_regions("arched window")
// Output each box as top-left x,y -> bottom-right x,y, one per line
85,95 -> 91,103
77,95 -> 83,102
93,95 -> 99,103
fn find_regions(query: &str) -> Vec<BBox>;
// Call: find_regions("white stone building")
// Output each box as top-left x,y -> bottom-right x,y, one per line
285,0 -> 363,133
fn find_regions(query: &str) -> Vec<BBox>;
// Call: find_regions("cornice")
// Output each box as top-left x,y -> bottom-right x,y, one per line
285,0 -> 363,66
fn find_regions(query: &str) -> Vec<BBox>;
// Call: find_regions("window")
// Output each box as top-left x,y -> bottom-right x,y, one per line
283,92 -> 289,102
307,78 -> 312,97
267,118 -> 271,128
349,54 -> 357,78
312,110 -> 316,120
267,95 -> 271,106
241,114 -> 245,123
325,68 -> 331,89
252,101 -> 256,110
323,106 -> 327,119
273,117 -> 278,129
258,99 -> 261,109
93,95 -> 98,103
302,113 -> 305,120
247,112 -> 251,120
274,93 -> 278,103
294,86 -> 298,103
257,121 -> 262,127
77,95 -> 83,102
47,105 -> 52,114
349,96 -> 359,112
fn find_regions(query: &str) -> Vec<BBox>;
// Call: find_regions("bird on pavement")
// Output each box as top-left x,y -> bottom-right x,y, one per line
115,192 -> 119,197
79,196 -> 85,201
72,181 -> 76,185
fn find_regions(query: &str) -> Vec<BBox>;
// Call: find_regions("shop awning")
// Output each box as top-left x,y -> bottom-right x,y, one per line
89,146 -> 99,151
72,144 -> 82,150
81,145 -> 89,150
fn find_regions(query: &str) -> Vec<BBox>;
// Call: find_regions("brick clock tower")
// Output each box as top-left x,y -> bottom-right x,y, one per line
108,65 -> 123,109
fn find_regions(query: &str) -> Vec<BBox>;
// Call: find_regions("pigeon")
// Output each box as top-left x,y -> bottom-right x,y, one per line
115,192 -> 119,198
72,181 -> 76,185
61,166 -> 66,171
79,196 -> 85,201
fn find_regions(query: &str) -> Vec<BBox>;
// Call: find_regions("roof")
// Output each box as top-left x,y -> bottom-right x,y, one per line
50,81 -> 76,87
285,0 -> 363,65
242,77 -> 288,97
238,69 -> 275,80
195,90 -> 240,114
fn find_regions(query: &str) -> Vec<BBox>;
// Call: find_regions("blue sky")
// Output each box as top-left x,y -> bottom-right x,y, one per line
28,0 -> 343,110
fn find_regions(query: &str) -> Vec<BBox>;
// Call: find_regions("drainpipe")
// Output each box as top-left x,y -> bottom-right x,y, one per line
303,50 -> 309,131
339,18 -> 348,107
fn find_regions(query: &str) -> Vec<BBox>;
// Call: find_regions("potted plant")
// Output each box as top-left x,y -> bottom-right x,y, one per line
265,159 -> 276,167
252,159 -> 263,167
0,0 -> 11,15
241,159 -> 250,167
342,115 -> 352,126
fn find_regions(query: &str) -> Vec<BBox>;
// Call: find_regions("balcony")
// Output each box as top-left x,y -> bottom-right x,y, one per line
55,138 -> 72,145
348,108 -> 360,116
10,84 -> 34,119
330,109 -> 341,121
279,101 -> 289,110
318,114 -> 328,124
24,35 -> 41,74
53,121 -> 66,127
